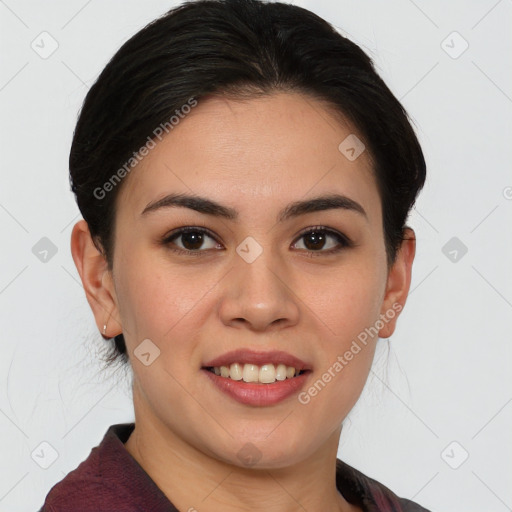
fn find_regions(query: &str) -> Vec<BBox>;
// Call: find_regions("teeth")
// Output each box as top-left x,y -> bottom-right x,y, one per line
275,364 -> 287,381
259,364 -> 275,383
242,364 -> 259,383
210,363 -> 302,383
229,363 -> 243,381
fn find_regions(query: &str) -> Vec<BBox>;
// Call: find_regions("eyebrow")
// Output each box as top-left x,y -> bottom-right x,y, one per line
141,192 -> 368,222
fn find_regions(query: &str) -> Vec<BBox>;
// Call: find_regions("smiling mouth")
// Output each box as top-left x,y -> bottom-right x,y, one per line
203,363 -> 309,384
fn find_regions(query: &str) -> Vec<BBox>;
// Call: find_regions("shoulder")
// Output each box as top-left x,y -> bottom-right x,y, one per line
38,449 -> 115,512
335,458 -> 432,512
38,423 -> 148,512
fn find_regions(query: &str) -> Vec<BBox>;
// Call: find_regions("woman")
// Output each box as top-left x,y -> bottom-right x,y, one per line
39,0 -> 430,510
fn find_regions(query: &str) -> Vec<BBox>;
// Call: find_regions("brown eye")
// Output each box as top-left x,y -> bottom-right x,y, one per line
162,225 -> 351,257
162,227 -> 220,254
292,227 -> 351,255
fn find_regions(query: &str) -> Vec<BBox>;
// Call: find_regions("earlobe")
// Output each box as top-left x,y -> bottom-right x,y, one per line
378,227 -> 416,339
70,220 -> 122,338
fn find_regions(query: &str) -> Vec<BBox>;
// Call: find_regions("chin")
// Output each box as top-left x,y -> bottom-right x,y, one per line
208,428 -> 318,471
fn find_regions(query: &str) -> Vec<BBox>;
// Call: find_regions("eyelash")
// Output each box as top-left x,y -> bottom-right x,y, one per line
161,225 -> 353,257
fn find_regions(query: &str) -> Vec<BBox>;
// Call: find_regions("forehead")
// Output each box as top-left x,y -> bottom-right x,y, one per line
117,92 -> 381,226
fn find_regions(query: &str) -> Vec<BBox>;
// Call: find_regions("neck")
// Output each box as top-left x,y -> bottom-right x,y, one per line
124,385 -> 360,512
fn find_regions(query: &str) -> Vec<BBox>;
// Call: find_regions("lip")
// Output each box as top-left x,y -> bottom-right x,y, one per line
202,349 -> 312,371
201,349 -> 313,407
202,368 -> 311,406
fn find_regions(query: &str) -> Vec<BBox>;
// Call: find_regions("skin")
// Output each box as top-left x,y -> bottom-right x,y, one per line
71,91 -> 415,512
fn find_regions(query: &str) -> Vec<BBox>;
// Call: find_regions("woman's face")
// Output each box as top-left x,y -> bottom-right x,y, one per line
89,92 -> 413,468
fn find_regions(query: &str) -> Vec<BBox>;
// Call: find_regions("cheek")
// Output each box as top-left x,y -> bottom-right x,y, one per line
113,250 -> 219,359
311,259 -> 386,343
300,260 -> 386,414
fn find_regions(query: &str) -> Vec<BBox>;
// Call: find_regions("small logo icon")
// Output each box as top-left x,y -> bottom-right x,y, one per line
442,237 -> 468,263
31,441 -> 59,469
32,237 -> 58,263
338,134 -> 365,161
441,441 -> 469,469
236,236 -> 263,264
134,338 -> 161,366
441,32 -> 469,59
31,31 -> 59,59
236,442 -> 262,467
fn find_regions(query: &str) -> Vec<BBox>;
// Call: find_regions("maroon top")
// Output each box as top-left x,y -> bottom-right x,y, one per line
38,423 -> 430,512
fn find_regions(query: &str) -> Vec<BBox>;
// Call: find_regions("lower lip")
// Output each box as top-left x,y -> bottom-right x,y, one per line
202,369 -> 311,406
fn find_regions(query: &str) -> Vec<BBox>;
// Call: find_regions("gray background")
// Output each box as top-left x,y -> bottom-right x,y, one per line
1,1 -> 511,511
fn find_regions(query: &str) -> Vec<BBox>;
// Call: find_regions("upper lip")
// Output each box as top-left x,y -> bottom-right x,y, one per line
202,349 -> 312,371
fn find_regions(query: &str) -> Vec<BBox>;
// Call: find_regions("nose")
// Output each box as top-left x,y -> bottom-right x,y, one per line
217,249 -> 300,332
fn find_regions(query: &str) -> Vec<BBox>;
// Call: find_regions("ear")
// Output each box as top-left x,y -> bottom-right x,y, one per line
378,227 -> 416,339
70,219 -> 122,338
